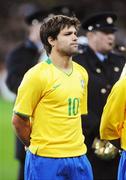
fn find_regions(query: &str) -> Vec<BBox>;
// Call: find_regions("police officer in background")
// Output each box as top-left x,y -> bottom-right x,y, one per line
5,4 -> 47,180
6,4 -> 47,94
74,12 -> 125,180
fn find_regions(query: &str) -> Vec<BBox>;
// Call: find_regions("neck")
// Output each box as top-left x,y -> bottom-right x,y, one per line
49,51 -> 73,69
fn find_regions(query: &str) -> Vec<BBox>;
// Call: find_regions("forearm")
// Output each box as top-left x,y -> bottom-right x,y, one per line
12,114 -> 31,147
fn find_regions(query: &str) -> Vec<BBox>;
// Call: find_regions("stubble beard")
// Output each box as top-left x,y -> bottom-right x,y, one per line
65,47 -> 79,56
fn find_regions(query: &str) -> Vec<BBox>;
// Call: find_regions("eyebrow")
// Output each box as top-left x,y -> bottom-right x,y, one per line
62,29 -> 77,34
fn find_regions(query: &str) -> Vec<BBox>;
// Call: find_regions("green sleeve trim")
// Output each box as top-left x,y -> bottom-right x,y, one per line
14,111 -> 30,119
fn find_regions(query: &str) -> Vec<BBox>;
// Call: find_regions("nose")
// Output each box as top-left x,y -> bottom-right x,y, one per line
72,33 -> 78,41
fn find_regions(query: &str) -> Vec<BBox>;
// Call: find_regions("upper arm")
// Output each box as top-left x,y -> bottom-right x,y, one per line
13,65 -> 47,116
12,113 -> 30,128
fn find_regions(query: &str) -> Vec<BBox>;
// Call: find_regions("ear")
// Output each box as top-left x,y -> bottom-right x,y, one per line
48,36 -> 55,47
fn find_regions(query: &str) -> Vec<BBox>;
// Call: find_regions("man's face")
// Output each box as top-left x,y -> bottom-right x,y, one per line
53,26 -> 78,56
90,30 -> 116,53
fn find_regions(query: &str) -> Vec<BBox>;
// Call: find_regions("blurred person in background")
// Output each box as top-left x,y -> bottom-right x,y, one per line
74,12 -> 126,180
0,53 -> 15,101
5,3 -> 47,180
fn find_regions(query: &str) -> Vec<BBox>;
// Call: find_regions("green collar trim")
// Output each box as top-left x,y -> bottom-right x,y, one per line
45,58 -> 73,76
46,58 -> 52,64
66,69 -> 73,76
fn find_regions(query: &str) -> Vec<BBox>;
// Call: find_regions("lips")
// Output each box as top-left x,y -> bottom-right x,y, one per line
108,42 -> 113,46
71,43 -> 78,47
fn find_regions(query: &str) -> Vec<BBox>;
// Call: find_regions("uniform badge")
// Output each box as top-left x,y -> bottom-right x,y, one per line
106,17 -> 113,24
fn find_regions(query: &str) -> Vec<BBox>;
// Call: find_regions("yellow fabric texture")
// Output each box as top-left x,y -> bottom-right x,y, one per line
100,77 -> 126,150
14,59 -> 88,157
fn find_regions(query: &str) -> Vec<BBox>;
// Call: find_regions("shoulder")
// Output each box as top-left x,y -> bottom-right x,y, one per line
73,60 -> 87,71
26,60 -> 50,75
20,61 -> 49,87
25,59 -> 53,78
73,61 -> 88,78
6,42 -> 28,61
111,77 -> 126,96
109,51 -> 125,61
9,42 -> 26,54
74,45 -> 93,65
7,40 -> 37,57
115,76 -> 126,87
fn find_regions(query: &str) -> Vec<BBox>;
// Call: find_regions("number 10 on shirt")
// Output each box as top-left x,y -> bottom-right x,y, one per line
68,98 -> 80,116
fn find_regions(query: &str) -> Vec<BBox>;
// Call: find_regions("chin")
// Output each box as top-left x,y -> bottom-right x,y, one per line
69,51 -> 78,56
103,47 -> 112,53
108,45 -> 114,51
107,48 -> 113,52
72,48 -> 79,55
65,48 -> 79,56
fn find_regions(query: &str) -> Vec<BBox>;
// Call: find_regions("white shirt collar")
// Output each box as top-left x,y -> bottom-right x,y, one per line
96,52 -> 108,62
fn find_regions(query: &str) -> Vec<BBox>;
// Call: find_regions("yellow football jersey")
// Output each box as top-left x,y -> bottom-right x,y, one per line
14,59 -> 88,157
100,77 -> 126,150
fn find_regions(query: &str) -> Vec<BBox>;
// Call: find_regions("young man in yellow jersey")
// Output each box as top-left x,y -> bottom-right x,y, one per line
12,15 -> 93,180
100,77 -> 126,180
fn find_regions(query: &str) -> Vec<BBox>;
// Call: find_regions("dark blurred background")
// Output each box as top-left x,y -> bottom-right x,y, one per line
1,0 -> 126,64
1,1 -> 126,179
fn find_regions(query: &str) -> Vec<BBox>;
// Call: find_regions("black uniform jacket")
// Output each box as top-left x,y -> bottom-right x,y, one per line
74,45 -> 125,180
6,39 -> 40,94
74,45 -> 125,138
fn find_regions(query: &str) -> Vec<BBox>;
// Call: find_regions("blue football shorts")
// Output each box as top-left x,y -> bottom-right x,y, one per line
118,150 -> 126,180
24,150 -> 93,180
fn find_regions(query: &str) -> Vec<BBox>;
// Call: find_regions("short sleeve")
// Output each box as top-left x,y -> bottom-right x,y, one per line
14,67 -> 46,116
